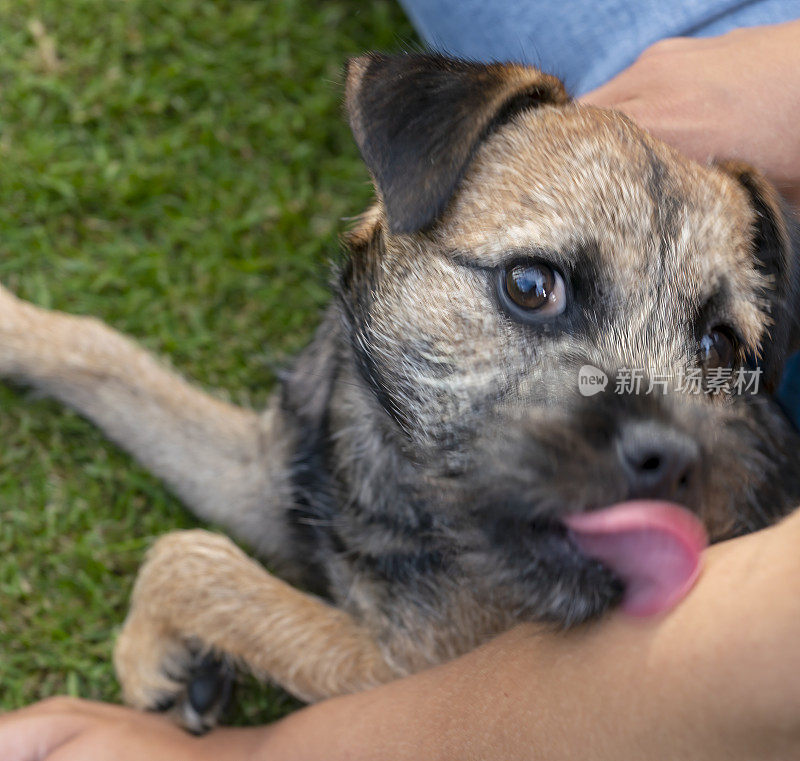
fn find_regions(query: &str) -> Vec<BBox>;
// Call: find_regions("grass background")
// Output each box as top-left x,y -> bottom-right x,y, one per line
0,0 -> 413,723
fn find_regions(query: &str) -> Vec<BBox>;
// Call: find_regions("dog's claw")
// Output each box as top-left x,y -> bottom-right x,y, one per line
152,695 -> 177,712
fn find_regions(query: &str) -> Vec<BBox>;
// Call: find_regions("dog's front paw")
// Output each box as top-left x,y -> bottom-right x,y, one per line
114,613 -> 234,734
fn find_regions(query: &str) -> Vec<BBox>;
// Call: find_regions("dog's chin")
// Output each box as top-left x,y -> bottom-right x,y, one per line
523,519 -> 627,626
466,514 -> 625,627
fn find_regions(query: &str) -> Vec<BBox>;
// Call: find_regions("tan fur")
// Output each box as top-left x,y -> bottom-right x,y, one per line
115,530 -> 398,730
0,284 -> 298,566
431,105 -> 769,354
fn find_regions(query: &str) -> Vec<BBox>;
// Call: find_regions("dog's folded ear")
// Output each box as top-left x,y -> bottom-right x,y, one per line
717,160 -> 800,390
345,53 -> 568,234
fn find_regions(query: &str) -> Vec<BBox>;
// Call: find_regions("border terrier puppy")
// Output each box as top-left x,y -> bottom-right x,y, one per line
2,53 -> 799,732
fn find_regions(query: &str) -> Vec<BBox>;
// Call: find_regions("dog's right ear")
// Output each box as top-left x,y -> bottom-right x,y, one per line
345,53 -> 568,235
717,160 -> 800,390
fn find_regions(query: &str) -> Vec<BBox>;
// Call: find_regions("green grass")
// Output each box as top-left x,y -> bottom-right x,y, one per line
0,0 -> 413,723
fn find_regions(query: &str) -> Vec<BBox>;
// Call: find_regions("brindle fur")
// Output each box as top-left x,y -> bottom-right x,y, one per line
1,53 -> 799,732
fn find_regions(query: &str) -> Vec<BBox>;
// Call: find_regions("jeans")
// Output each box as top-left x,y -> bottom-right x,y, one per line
398,0 -> 800,95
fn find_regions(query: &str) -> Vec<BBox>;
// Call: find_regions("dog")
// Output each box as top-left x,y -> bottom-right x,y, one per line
1,52 -> 799,732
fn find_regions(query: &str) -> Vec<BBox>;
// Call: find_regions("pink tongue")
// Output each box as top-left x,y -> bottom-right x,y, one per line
564,501 -> 708,616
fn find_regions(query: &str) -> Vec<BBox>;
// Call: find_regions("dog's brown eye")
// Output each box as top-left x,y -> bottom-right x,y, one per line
699,327 -> 737,370
502,262 -> 566,316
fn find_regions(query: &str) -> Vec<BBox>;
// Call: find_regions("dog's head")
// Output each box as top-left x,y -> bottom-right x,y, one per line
338,53 -> 800,623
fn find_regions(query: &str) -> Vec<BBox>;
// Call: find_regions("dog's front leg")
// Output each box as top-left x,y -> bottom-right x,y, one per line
114,530 -> 399,732
0,285 -> 297,561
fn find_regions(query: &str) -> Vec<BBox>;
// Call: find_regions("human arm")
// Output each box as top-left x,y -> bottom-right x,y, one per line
3,505 -> 800,761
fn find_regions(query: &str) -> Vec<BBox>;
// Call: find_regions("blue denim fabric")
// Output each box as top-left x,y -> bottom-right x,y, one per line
397,0 -> 800,427
398,0 -> 800,96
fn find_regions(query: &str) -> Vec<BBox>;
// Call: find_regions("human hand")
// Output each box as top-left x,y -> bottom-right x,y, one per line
0,697 -> 265,761
581,21 -> 800,208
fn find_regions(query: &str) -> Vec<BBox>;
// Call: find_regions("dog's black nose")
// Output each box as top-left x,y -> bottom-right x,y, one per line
616,421 -> 699,501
